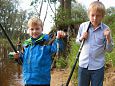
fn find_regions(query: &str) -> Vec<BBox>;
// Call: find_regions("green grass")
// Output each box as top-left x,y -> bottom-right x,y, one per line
67,38 -> 79,85
56,57 -> 67,69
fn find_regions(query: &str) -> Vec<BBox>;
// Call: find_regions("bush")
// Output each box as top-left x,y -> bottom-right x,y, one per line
56,57 -> 67,69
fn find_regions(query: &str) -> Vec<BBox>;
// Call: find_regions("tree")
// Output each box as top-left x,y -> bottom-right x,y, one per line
0,0 -> 26,38
106,7 -> 115,16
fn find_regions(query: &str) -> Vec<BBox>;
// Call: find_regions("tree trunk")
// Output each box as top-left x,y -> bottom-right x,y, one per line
64,0 -> 71,19
58,0 -> 72,58
59,0 -> 64,9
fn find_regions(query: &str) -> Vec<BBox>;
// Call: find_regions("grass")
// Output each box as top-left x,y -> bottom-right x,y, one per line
67,38 -> 79,85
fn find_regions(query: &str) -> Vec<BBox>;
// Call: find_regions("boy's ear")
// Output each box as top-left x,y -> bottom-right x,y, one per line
27,29 -> 30,34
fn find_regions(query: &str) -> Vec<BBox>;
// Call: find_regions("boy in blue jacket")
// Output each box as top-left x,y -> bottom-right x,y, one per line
14,16 -> 65,86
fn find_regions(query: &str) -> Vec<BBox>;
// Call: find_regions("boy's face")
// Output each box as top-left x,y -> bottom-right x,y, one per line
89,10 -> 103,28
28,24 -> 43,38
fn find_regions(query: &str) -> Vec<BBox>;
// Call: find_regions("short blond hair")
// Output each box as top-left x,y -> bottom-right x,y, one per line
28,16 -> 43,29
88,1 -> 106,17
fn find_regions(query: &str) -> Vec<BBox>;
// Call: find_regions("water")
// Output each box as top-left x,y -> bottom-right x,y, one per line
0,43 -> 23,86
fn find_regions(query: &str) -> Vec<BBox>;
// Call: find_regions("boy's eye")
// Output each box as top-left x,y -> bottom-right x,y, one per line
29,28 -> 40,31
91,14 -> 101,17
30,28 -> 34,30
91,14 -> 95,17
35,28 -> 40,30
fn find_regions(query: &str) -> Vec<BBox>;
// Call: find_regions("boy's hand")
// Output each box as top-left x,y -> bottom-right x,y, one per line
104,29 -> 111,44
14,53 -> 20,59
56,31 -> 66,39
81,32 -> 88,41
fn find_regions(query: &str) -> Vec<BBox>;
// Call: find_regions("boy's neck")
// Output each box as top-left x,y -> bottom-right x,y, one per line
31,33 -> 43,40
92,23 -> 101,30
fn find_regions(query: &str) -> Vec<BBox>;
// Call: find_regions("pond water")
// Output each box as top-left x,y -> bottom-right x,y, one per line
0,43 -> 23,86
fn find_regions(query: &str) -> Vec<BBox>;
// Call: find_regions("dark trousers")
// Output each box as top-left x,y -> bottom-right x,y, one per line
25,84 -> 50,86
78,66 -> 104,86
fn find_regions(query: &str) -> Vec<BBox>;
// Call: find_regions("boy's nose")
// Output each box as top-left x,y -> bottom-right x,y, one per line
94,16 -> 96,20
33,29 -> 37,32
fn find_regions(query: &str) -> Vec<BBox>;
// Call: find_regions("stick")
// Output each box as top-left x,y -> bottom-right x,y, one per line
65,22 -> 91,86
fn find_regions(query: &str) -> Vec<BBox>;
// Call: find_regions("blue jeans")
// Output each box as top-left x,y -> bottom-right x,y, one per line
78,66 -> 104,86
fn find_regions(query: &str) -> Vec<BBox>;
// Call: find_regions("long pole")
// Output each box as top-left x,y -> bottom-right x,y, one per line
65,22 -> 91,86
0,23 -> 22,64
0,24 -> 17,52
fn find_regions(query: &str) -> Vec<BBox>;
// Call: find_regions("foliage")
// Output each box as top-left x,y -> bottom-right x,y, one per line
56,57 -> 67,69
106,7 -> 115,15
49,0 -> 57,3
55,8 -> 72,28
71,2 -> 88,23
105,48 -> 115,66
0,0 -> 26,39
31,0 -> 57,5
103,7 -> 115,31
55,1 -> 87,29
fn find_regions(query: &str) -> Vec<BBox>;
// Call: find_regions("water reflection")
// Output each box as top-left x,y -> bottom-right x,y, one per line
0,43 -> 23,86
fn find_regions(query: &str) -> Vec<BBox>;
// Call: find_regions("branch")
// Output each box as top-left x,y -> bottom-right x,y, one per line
48,0 -> 55,14
34,5 -> 40,18
43,2 -> 49,27
39,0 -> 44,18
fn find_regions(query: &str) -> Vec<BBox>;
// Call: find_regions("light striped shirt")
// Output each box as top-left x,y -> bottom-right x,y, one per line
76,21 -> 113,70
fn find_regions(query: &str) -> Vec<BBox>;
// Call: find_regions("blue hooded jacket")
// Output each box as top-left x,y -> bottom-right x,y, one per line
20,34 -> 64,85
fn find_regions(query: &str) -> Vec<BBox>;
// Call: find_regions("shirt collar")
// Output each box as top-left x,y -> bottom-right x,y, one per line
90,22 -> 103,31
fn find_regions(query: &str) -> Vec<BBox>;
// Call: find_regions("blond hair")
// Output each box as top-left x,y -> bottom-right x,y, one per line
28,16 -> 43,29
88,1 -> 106,17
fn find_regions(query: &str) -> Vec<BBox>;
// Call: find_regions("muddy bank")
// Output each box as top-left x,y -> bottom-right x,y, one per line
104,67 -> 115,86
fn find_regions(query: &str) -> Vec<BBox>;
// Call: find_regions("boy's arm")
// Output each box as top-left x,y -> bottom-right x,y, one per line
76,30 -> 81,44
76,24 -> 82,44
104,36 -> 114,52
50,31 -> 65,53
105,41 -> 113,52
50,38 -> 64,54
104,29 -> 114,52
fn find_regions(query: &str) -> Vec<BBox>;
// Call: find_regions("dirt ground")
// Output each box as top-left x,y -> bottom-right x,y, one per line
51,68 -> 72,86
14,66 -> 115,86
51,68 -> 115,86
103,64 -> 115,86
51,64 -> 115,86
51,67 -> 115,86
